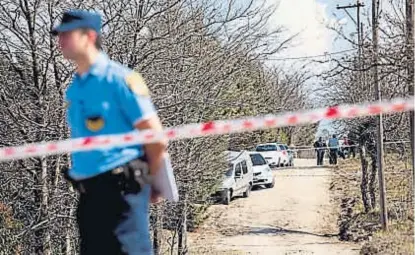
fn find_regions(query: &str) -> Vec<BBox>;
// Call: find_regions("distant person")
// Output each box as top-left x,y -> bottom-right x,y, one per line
342,136 -> 349,157
328,134 -> 339,165
338,136 -> 347,160
348,139 -> 356,158
313,137 -> 326,166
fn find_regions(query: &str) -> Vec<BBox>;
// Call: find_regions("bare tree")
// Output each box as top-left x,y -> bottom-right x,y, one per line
316,0 -> 412,220
0,0 -> 313,254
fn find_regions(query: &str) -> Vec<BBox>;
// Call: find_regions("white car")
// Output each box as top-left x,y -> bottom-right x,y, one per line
255,143 -> 284,167
248,152 -> 275,188
276,143 -> 293,167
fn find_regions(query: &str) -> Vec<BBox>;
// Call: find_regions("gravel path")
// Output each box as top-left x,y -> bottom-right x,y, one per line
188,159 -> 361,255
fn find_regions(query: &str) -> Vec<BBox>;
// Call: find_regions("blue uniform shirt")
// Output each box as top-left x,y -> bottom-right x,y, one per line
328,137 -> 339,149
65,52 -> 156,180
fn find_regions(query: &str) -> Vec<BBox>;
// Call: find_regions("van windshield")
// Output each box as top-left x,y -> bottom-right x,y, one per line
249,154 -> 267,166
256,144 -> 278,151
224,164 -> 234,177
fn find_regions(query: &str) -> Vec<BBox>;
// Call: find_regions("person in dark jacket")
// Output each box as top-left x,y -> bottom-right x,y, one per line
348,139 -> 356,158
313,137 -> 326,166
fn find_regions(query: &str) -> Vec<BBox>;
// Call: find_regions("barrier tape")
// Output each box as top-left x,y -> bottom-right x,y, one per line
288,140 -> 411,150
287,141 -> 411,152
276,172 -> 412,177
0,97 -> 413,162
288,145 -> 359,152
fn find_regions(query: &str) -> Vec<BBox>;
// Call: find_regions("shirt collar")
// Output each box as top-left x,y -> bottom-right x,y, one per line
75,51 -> 108,79
89,51 -> 108,76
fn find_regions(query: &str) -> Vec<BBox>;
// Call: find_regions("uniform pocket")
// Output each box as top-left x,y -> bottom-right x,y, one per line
82,102 -> 110,132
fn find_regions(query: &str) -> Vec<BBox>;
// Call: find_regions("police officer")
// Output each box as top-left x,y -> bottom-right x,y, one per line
313,137 -> 326,166
51,10 -> 167,255
328,134 -> 339,165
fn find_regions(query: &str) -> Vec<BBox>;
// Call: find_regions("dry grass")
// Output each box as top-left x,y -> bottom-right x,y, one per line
360,224 -> 414,255
330,155 -> 414,255
155,205 -> 239,254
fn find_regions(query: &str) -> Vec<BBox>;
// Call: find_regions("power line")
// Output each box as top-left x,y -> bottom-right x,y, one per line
262,49 -> 355,61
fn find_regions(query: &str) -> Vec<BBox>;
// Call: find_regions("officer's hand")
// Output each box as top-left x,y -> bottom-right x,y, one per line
150,189 -> 162,204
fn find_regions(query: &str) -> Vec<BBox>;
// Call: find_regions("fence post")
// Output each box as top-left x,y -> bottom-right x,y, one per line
178,194 -> 188,255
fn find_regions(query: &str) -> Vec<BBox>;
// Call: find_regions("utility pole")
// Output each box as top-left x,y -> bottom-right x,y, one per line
356,1 -> 362,63
337,1 -> 365,60
406,0 -> 415,179
372,0 -> 388,231
337,1 -> 365,93
337,0 -> 388,231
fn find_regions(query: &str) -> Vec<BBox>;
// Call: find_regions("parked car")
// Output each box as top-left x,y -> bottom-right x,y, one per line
277,143 -> 294,167
214,151 -> 254,205
255,143 -> 283,167
248,152 -> 275,188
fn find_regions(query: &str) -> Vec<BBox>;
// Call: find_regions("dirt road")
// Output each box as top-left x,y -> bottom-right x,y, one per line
188,159 -> 361,254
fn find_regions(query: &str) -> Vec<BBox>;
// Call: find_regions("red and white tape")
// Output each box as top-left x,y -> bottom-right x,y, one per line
289,145 -> 359,152
0,97 -> 413,162
288,141 -> 411,152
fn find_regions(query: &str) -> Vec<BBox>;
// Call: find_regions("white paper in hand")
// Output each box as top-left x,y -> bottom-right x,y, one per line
152,153 -> 179,202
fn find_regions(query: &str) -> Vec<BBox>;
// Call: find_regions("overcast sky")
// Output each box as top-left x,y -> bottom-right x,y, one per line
265,0 -> 357,59
261,0 -> 357,138
237,0 -> 393,138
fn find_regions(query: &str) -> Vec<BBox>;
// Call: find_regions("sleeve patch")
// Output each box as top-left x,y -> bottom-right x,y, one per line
125,72 -> 150,96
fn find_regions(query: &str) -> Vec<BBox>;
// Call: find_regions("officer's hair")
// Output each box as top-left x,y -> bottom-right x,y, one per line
95,36 -> 102,50
81,28 -> 102,50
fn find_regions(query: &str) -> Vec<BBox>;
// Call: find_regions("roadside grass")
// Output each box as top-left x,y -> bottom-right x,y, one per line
330,155 -> 413,254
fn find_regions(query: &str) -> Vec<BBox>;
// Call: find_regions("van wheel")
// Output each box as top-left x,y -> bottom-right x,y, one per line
222,189 -> 231,205
243,185 -> 251,198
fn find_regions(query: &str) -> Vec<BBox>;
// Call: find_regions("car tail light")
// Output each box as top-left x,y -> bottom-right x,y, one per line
282,151 -> 286,155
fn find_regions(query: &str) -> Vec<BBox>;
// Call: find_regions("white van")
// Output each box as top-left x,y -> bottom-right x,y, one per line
248,152 -> 275,188
215,151 -> 254,205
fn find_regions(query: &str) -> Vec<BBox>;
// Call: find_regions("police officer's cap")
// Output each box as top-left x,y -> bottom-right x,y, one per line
51,10 -> 101,36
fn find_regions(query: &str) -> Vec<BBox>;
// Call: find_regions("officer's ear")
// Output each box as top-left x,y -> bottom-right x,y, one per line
82,29 -> 101,50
